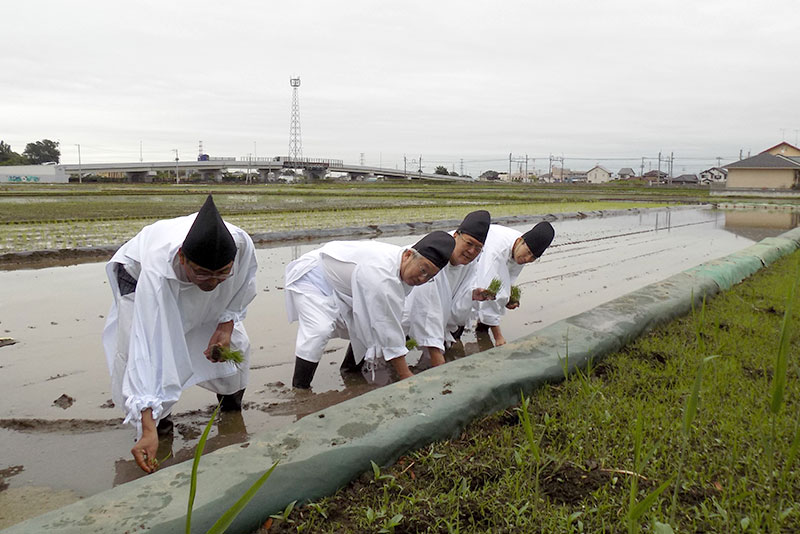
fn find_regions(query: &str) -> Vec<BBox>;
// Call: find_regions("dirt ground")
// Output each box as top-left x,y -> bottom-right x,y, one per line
0,207 -> 791,528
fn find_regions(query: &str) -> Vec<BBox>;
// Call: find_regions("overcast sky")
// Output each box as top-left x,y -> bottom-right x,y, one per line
3,0 -> 799,177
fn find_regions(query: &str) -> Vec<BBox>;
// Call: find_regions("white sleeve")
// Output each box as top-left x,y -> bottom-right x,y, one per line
121,270 -> 186,436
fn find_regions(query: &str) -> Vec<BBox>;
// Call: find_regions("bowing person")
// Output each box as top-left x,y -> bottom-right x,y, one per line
473,221 -> 555,346
102,195 -> 258,473
403,210 -> 494,367
285,231 -> 456,389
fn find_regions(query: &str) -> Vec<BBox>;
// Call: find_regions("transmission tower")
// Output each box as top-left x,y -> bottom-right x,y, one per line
289,77 -> 303,161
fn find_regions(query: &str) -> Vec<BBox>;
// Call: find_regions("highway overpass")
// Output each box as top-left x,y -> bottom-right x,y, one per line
59,157 -> 472,182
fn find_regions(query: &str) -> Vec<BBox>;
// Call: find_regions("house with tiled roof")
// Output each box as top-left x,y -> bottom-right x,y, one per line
672,174 -> 698,184
724,149 -> 800,189
618,167 -> 636,179
761,141 -> 800,157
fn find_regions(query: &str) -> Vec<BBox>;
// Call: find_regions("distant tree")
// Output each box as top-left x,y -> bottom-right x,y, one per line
23,139 -> 60,164
0,141 -> 27,166
479,170 -> 500,181
434,165 -> 450,175
449,171 -> 459,176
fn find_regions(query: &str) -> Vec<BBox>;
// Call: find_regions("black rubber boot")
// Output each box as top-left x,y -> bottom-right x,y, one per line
340,343 -> 364,373
292,357 -> 319,389
217,388 -> 245,412
475,321 -> 490,332
156,414 -> 174,437
450,325 -> 465,341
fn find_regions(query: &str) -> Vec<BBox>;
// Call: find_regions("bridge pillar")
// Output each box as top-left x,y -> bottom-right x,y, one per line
200,169 -> 223,182
303,168 -> 327,181
257,169 -> 271,182
126,171 -> 154,183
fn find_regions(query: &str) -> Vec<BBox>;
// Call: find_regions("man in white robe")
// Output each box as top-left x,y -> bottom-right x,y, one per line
285,231 -> 455,389
473,221 -> 555,346
403,210 -> 494,367
102,195 -> 258,472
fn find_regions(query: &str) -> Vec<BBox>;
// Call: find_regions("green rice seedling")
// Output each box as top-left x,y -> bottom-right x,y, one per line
405,338 -> 418,351
669,354 -> 719,524
515,392 -> 552,506
483,277 -> 503,299
210,345 -> 244,364
509,285 -> 522,305
269,500 -> 297,526
185,401 -> 279,534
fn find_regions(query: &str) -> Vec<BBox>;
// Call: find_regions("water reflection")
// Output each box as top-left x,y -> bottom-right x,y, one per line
724,210 -> 800,241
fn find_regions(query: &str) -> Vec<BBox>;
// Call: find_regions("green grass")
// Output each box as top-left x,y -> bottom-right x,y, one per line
259,251 -> 800,533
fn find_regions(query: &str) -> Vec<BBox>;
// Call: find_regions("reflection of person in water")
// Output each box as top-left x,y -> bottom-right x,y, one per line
284,232 -> 455,389
473,221 -> 555,346
102,195 -> 258,473
403,210 -> 495,368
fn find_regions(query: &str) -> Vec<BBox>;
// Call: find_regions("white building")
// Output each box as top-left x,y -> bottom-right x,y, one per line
0,165 -> 69,183
587,165 -> 612,184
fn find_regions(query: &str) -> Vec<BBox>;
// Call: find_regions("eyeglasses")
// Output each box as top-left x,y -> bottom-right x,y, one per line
187,261 -> 234,282
458,233 -> 484,253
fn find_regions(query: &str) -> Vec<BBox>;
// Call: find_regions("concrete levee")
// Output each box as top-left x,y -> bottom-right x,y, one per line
4,226 -> 800,534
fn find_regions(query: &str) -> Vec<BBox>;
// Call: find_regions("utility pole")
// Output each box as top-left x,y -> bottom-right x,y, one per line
460,158 -> 464,176
173,149 -> 179,184
548,154 -> 553,182
669,152 -> 675,184
640,157 -> 645,180
74,144 -> 82,184
657,151 -> 662,185
508,153 -> 512,180
404,155 -> 407,180
139,140 -> 143,163
525,153 -> 528,182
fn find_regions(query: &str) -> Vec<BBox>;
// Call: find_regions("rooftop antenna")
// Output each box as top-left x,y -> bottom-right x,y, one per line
289,77 -> 303,161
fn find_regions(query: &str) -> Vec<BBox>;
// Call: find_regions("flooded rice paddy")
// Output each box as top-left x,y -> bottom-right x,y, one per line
0,206 -> 797,527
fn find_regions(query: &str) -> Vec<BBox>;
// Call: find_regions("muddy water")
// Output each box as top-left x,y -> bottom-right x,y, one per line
0,207 -> 795,526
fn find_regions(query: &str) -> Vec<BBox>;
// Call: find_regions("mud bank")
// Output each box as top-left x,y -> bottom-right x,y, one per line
2,224 -> 798,533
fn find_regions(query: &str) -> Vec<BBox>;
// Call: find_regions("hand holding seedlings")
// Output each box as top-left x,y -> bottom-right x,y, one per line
482,277 -> 503,299
132,409 -> 159,473
406,337 -> 419,350
204,320 -> 234,362
209,344 -> 244,364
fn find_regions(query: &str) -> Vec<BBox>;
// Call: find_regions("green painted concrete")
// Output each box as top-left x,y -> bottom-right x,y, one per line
4,226 -> 800,534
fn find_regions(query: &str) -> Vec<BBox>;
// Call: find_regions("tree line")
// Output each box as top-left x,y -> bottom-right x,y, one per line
0,139 -> 61,165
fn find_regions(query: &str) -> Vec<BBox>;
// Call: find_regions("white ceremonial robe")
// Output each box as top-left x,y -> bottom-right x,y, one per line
403,254 -> 479,352
474,224 -> 525,327
102,214 -> 258,437
285,240 -> 412,366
